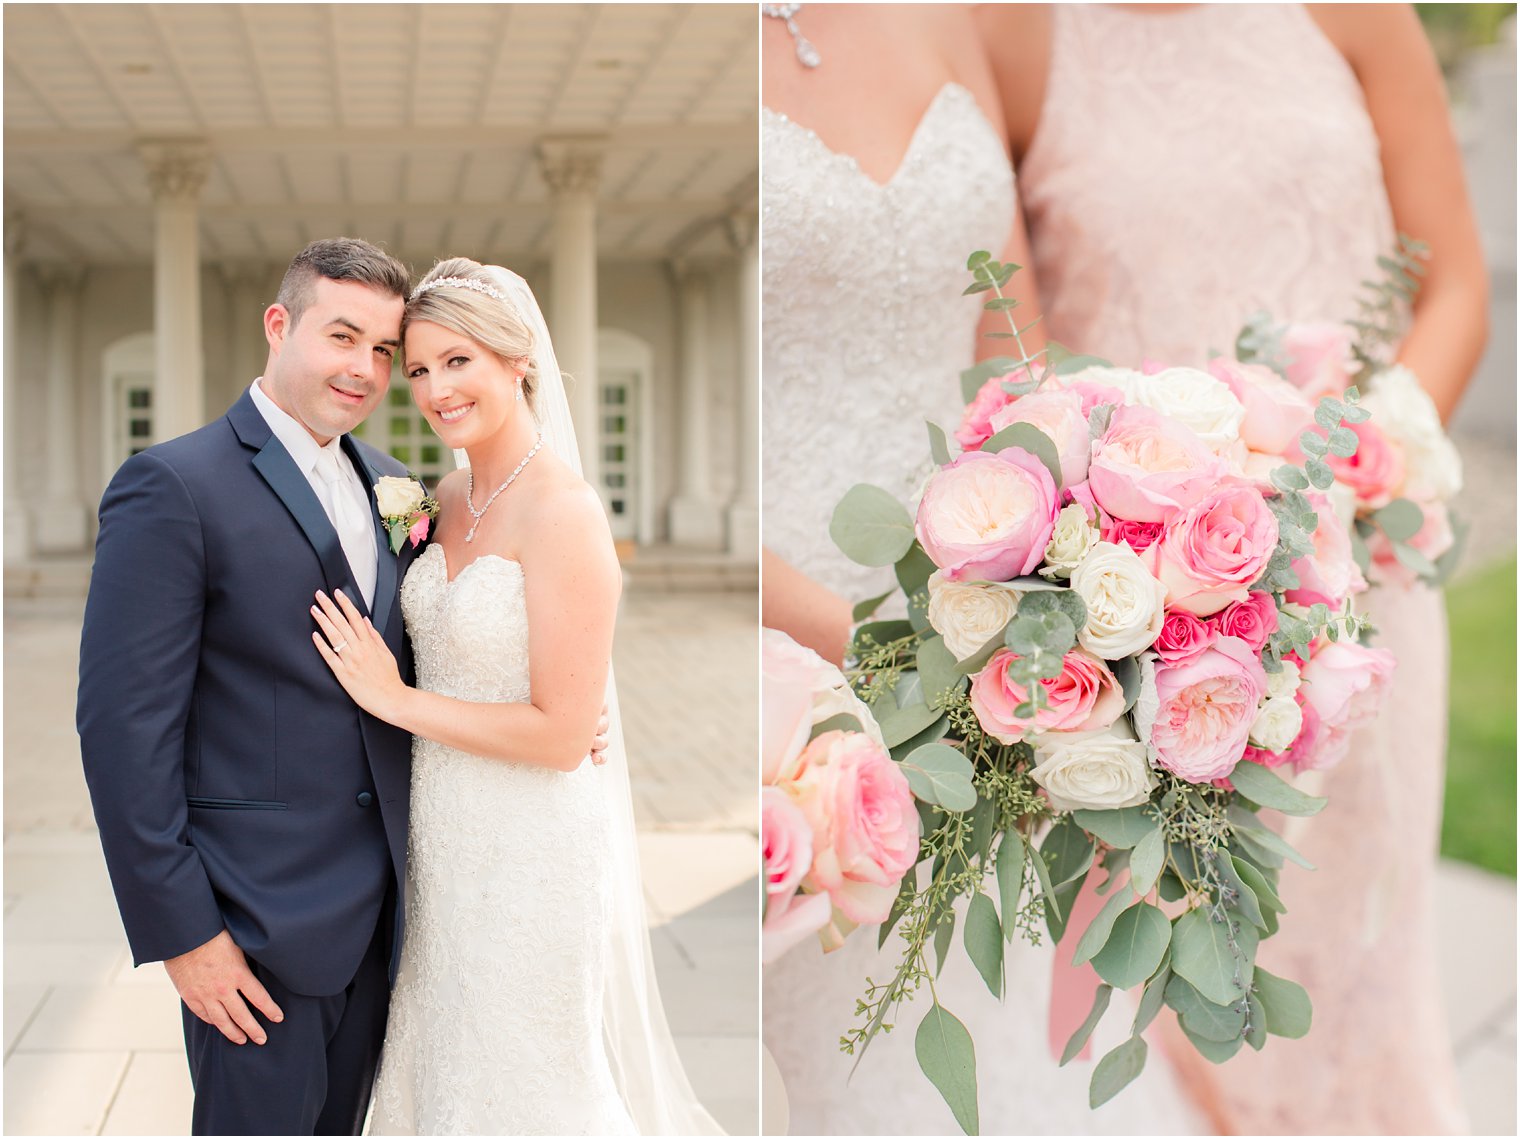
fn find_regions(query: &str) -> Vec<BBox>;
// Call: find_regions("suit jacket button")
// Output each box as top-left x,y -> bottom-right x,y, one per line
357,791 -> 375,808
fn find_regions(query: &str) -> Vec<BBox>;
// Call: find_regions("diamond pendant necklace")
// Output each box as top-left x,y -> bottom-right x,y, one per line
762,3 -> 821,69
464,432 -> 544,543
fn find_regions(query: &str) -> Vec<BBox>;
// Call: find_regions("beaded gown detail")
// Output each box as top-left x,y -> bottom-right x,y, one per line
762,82 -> 1201,1136
368,544 -> 635,1136
1017,6 -> 1467,1133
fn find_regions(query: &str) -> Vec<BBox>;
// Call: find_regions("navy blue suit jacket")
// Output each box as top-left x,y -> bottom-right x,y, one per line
78,390 -> 422,996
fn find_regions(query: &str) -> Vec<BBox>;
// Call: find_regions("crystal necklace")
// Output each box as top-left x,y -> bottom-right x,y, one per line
762,3 -> 820,69
464,432 -> 544,543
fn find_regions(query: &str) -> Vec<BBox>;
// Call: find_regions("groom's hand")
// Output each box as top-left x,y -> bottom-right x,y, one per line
164,929 -> 285,1046
589,706 -> 611,766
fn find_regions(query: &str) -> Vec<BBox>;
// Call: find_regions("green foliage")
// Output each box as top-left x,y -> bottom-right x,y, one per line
1089,1036 -> 1148,1109
1061,984 -> 1113,1066
830,483 -> 915,566
1348,233 -> 1428,376
916,1004 -> 979,1135
899,743 -> 978,812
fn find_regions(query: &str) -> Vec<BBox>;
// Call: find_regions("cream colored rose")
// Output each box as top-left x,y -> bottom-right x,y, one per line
1265,659 -> 1302,701
1040,504 -> 1099,581
1030,723 -> 1157,811
374,475 -> 424,518
926,572 -> 1022,661
1249,694 -> 1304,753
1069,541 -> 1168,660
1129,367 -> 1246,450
1362,365 -> 1463,501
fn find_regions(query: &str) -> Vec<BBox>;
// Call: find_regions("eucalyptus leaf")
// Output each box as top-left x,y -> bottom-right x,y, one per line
899,743 -> 978,811
1129,825 -> 1167,898
896,542 -> 939,599
1132,965 -> 1171,1035
1227,760 -> 1328,817
927,421 -> 952,467
934,909 -> 957,976
1072,806 -> 1158,849
1164,974 -> 1246,1043
1042,818 -> 1098,888
1326,426 -> 1359,458
1180,1020 -> 1245,1064
852,588 -> 895,623
878,699 -> 943,751
1392,539 -> 1438,578
982,423 -> 1064,489
810,712 -> 864,739
1046,341 -> 1114,375
1231,854 -> 1286,914
851,618 -> 914,659
996,833 -> 1026,944
1091,901 -> 1172,990
1245,992 -> 1269,1050
1089,1036 -> 1148,1109
955,626 -> 1011,676
1253,967 -> 1312,1038
1171,909 -> 1250,1007
831,484 -> 916,567
1214,851 -> 1266,929
918,635 -> 967,708
1061,984 -> 1114,1067
1227,805 -> 1314,869
964,892 -> 1004,998
892,714 -> 951,759
961,357 -> 1023,403
916,1004 -> 979,1136
1157,869 -> 1187,903
1072,886 -> 1136,967
879,872 -> 918,950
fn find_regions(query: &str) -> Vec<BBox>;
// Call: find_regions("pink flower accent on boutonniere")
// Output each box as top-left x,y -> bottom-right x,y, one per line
374,474 -> 439,555
408,516 -> 430,548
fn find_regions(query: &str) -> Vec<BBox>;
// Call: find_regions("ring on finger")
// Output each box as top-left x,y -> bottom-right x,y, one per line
333,639 -> 348,653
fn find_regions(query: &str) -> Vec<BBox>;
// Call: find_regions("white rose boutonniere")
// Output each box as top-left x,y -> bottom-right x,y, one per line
374,474 -> 439,553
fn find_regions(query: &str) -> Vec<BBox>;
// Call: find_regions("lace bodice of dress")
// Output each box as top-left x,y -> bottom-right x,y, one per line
762,83 -> 1015,603
369,544 -> 632,1136
1019,4 -> 1394,366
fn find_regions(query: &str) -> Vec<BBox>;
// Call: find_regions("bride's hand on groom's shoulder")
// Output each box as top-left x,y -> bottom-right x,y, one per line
311,589 -> 408,721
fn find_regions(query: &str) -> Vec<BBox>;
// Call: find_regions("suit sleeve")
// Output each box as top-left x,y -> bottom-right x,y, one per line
77,450 -> 225,966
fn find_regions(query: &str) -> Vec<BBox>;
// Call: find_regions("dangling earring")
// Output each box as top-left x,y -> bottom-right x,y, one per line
515,374 -> 525,403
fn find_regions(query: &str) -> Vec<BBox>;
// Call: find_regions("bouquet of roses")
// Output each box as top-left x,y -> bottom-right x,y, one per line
809,252 -> 1397,1134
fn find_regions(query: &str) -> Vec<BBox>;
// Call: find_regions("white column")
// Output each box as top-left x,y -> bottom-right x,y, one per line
4,216 -> 32,563
139,141 -> 209,443
725,213 -> 759,561
221,261 -> 269,407
32,266 -> 90,553
537,139 -> 603,489
667,260 -> 724,549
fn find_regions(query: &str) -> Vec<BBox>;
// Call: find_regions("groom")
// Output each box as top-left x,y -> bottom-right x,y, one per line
79,237 -> 605,1134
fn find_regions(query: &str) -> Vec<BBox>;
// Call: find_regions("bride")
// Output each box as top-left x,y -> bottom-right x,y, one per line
306,257 -> 720,1135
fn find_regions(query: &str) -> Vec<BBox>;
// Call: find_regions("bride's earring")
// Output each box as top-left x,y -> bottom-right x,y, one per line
515,375 -> 525,403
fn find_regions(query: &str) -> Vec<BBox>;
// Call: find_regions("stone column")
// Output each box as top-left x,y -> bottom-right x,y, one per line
4,217 -> 32,562
32,266 -> 90,553
725,213 -> 759,560
537,138 -> 603,488
139,141 -> 209,443
220,261 -> 269,408
667,260 -> 724,549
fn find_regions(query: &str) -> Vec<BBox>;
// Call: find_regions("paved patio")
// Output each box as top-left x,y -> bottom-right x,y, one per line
3,587 -> 759,1136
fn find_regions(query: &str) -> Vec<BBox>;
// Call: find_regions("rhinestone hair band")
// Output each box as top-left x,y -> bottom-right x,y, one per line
410,276 -> 506,303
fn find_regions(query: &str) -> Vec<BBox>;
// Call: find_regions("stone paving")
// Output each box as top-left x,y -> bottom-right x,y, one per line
3,587 -> 759,1136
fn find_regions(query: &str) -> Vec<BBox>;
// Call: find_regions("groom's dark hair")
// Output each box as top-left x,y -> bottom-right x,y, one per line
276,237 -> 410,327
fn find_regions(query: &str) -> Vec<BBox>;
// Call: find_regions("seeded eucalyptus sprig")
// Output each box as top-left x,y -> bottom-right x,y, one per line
1348,232 -> 1429,376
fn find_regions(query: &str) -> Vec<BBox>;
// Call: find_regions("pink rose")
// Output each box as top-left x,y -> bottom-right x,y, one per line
762,635 -> 817,785
1282,322 -> 1358,401
1286,492 -> 1367,610
1212,591 -> 1278,652
1155,608 -> 1216,663
1151,484 -> 1280,616
955,368 -> 1031,452
761,787 -> 832,961
408,516 -> 430,548
1209,357 -> 1317,455
988,388 -> 1090,488
916,447 -> 1060,582
1306,420 -> 1405,509
970,647 -> 1125,744
1296,641 -> 1396,772
1088,405 -> 1227,524
1148,637 -> 1269,782
791,731 -> 918,925
1103,518 -> 1165,554
1065,379 -> 1128,417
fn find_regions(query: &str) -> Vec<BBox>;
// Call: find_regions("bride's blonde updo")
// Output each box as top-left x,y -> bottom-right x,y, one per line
404,256 -> 538,409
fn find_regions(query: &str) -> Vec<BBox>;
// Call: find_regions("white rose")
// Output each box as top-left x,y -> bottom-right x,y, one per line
1248,694 -> 1304,753
1265,659 -> 1302,701
1362,365 -> 1463,501
374,475 -> 424,518
926,572 -> 1022,661
1133,652 -> 1161,765
1039,504 -> 1099,581
1129,367 -> 1246,450
762,628 -> 884,746
1030,723 -> 1157,811
1069,541 -> 1168,660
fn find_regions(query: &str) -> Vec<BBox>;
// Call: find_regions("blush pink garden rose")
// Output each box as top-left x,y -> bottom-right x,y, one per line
955,367 -> 1033,451
1314,420 -> 1406,509
1281,322 -> 1358,401
761,786 -> 832,963
1212,590 -> 1279,653
1150,484 -> 1280,616
1286,492 -> 1368,610
915,447 -> 1060,581
1146,637 -> 1269,782
1155,608 -> 1216,663
1208,357 -> 1318,455
790,730 -> 918,927
1087,405 -> 1227,524
988,387 -> 1091,488
970,646 -> 1125,744
1296,641 -> 1396,771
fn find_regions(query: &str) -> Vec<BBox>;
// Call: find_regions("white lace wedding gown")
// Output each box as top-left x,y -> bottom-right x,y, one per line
368,545 -> 636,1136
762,83 -> 1202,1136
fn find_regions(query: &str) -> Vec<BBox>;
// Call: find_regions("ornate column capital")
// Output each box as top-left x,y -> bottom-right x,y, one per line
137,139 -> 211,201
536,137 -> 606,196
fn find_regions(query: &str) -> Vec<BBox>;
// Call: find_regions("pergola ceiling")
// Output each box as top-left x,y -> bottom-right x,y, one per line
4,3 -> 758,266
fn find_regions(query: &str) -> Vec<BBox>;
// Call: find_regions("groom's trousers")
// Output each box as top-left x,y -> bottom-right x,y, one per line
182,893 -> 394,1136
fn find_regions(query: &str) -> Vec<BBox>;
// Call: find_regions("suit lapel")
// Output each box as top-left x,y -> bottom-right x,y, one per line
250,440 -> 354,601
345,437 -> 398,639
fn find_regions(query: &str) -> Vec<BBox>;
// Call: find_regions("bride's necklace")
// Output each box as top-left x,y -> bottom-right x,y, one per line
762,3 -> 820,69
464,432 -> 544,543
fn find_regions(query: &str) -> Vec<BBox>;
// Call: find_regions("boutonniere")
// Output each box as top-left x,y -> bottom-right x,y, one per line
374,474 -> 439,553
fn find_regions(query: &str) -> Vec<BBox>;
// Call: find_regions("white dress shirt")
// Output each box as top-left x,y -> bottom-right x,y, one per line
249,379 -> 378,609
